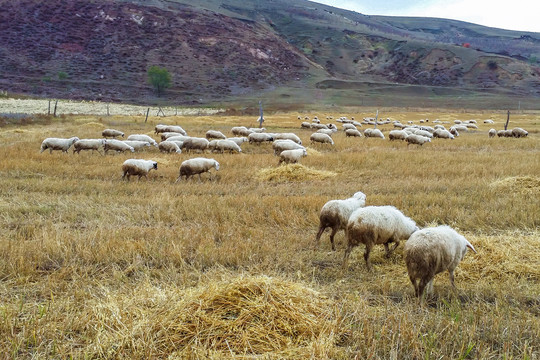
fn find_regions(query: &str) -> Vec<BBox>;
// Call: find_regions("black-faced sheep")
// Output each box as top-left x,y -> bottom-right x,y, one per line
121,159 -> 158,181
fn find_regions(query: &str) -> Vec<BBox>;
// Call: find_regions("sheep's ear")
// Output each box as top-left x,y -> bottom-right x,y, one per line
466,242 -> 477,254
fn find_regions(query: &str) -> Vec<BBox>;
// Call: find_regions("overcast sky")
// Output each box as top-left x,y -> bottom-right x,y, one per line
309,0 -> 540,33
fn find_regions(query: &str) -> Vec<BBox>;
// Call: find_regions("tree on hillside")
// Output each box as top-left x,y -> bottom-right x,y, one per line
147,66 -> 172,97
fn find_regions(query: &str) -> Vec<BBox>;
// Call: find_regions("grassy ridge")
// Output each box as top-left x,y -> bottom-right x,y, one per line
0,111 -> 539,358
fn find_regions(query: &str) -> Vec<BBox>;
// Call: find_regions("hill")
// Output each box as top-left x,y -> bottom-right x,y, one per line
1,0 -> 539,108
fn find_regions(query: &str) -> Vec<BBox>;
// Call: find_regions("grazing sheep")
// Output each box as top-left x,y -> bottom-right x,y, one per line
122,140 -> 152,151
497,129 -> 513,137
73,139 -> 106,154
449,127 -> 460,137
484,119 -> 494,124
249,127 -> 266,133
364,128 -> 385,139
406,134 -> 431,146
40,137 -> 80,154
154,124 -> 168,134
181,137 -> 209,153
176,157 -> 220,182
165,135 -> 191,143
214,139 -> 242,153
343,206 -> 418,270
413,129 -> 433,138
310,132 -> 334,145
206,130 -> 227,140
272,140 -> 305,155
450,125 -> 468,133
301,122 -> 312,129
159,140 -> 182,153
248,132 -> 274,144
104,139 -> 135,154
155,124 -> 187,136
161,132 -> 189,141
404,226 -> 477,299
102,129 -> 125,138
311,123 -> 329,130
345,129 -> 363,137
433,129 -> 455,139
278,148 -> 307,165
272,132 -> 302,145
231,126 -> 253,137
512,127 -> 528,138
465,123 -> 478,129
127,134 -> 158,147
226,137 -> 249,146
488,129 -> 497,138
342,123 -> 357,131
315,191 -> 367,251
121,159 -> 157,181
388,130 -> 408,141
317,128 -> 335,136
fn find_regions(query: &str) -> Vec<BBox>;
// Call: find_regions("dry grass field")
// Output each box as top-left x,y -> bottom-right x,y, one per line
0,109 -> 539,359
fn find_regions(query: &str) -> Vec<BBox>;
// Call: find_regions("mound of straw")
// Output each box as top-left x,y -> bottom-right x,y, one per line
256,164 -> 336,182
489,176 -> 540,194
306,147 -> 322,156
83,122 -> 105,128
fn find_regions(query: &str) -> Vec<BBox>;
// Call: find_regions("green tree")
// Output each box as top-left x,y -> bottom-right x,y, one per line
147,66 -> 172,97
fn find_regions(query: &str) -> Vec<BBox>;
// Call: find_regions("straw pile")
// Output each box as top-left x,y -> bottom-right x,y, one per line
256,164 -> 336,182
160,275 -> 345,357
489,176 -> 540,194
82,121 -> 105,128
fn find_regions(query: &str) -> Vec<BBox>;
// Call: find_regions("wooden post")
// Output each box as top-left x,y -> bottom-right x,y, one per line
145,107 -> 150,123
258,101 -> 264,128
107,103 -> 110,116
53,100 -> 58,117
48,100 -> 51,115
157,107 -> 165,117
504,110 -> 510,130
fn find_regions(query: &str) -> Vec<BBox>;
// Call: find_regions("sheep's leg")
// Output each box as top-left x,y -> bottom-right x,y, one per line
329,225 -> 339,251
314,224 -> 326,249
342,244 -> 354,270
418,276 -> 432,299
409,276 -> 419,297
448,270 -> 456,289
364,244 -> 373,271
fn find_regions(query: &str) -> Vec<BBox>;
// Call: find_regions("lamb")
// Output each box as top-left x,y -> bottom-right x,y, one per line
206,130 -> 227,140
73,139 -> 106,154
272,139 -> 305,155
388,130 -> 408,141
122,140 -> 152,151
272,132 -> 302,145
127,134 -> 158,147
104,139 -> 135,154
158,140 -> 182,153
512,127 -> 528,138
433,129 -> 455,139
343,206 -> 418,270
181,137 -> 209,153
404,226 -> 477,299
248,132 -> 274,144
364,128 -> 385,139
488,128 -> 497,138
176,157 -> 220,182
121,159 -> 158,181
40,137 -> 80,153
214,139 -> 242,153
310,132 -> 334,145
102,129 -> 125,138
315,191 -> 367,251
278,148 -> 307,165
406,134 -> 431,146
345,129 -> 363,137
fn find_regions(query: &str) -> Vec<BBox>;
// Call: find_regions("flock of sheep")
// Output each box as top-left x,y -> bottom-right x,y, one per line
315,191 -> 476,300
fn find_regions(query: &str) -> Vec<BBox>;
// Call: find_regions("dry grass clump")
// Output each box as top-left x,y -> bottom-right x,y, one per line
489,176 -> 540,194
256,163 -> 337,182
82,121 -> 105,128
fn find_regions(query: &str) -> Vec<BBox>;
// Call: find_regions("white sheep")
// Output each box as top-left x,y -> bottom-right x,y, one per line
121,159 -> 158,181
272,132 -> 302,145
248,132 -> 274,144
364,128 -> 385,139
310,132 -> 334,145
248,127 -> 266,133
404,225 -> 477,299
231,126 -> 253,137
497,129 -> 513,137
343,206 -> 418,270
176,157 -> 220,182
512,127 -> 528,138
345,129 -> 363,137
127,134 -> 158,147
272,140 -> 305,155
413,129 -> 433,138
122,140 -> 152,151
488,129 -> 497,138
278,148 -> 307,165
102,129 -> 124,138
73,139 -> 106,154
406,134 -> 431,146
104,139 -> 135,154
159,141 -> 182,153
433,129 -> 455,139
181,137 -> 209,153
155,124 -> 187,136
483,119 -> 494,124
161,132 -> 189,141
165,135 -> 191,143
311,123 -> 329,130
40,137 -> 80,153
301,122 -> 312,129
226,137 -> 249,146
206,130 -> 227,140
388,130 -> 408,141
342,123 -> 357,131
214,139 -> 242,153
317,128 -> 335,136
315,191 -> 367,251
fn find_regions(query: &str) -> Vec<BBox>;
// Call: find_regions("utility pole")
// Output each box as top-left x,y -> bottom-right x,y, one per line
258,101 -> 264,128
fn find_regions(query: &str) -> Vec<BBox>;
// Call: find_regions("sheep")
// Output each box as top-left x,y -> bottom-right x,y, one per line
301,122 -> 312,129
484,119 -> 494,124
161,132 -> 189,141
272,132 -> 302,145
434,124 -> 446,130
364,128 -> 385,139
278,148 -> 307,165
342,123 -> 356,131
40,137 -> 80,154
404,225 -> 477,300
317,128 -> 335,136
104,139 -> 135,154
231,126 -> 253,137
488,128 -> 497,138
181,137 -> 209,153
214,139 -> 242,153
310,132 -> 334,145
388,130 -> 408,141
159,140 -> 182,153
73,139 -> 106,154
345,129 -> 363,137
512,127 -> 528,138
497,129 -> 513,137
465,123 -> 478,130
311,123 -> 329,130
155,124 -> 187,136
327,124 -> 338,131
343,206 -> 418,270
226,137 -> 249,146
206,130 -> 227,140
315,191 -> 367,251
165,135 -> 191,143
121,159 -> 158,181
272,139 -> 305,155
449,127 -> 460,137
122,140 -> 152,151
127,134 -> 158,147
433,129 -> 455,139
249,127 -> 266,133
176,157 -> 220,182
413,129 -> 433,138
450,125 -> 468,133
248,132 -> 274,144
102,129 -> 125,138
406,134 -> 431,146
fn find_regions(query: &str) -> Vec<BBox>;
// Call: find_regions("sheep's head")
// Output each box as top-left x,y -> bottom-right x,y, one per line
214,161 -> 220,171
152,162 -> 158,170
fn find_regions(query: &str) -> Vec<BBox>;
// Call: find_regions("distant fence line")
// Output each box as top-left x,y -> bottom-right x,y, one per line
0,98 -> 223,117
